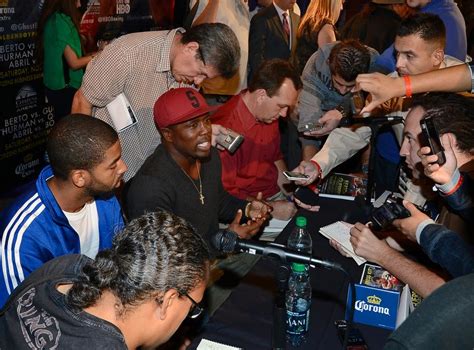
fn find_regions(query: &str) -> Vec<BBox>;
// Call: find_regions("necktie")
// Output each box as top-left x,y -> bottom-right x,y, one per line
282,13 -> 290,40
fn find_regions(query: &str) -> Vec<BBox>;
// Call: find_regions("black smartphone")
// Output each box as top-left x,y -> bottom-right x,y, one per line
334,320 -> 368,350
420,116 -> 446,165
293,186 -> 319,206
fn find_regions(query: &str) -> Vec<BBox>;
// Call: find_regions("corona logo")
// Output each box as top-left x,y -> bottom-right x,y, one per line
355,300 -> 390,316
367,295 -> 381,305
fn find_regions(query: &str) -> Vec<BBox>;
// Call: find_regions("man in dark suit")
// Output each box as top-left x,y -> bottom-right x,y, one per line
249,0 -> 301,169
248,0 -> 300,81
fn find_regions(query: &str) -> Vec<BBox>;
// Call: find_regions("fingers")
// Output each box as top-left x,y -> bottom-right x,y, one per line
293,198 -> 320,212
232,209 -> 243,225
402,200 -> 420,216
256,192 -> 263,201
360,100 -> 379,114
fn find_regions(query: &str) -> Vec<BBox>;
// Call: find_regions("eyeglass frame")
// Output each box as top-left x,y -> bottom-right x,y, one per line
181,292 -> 204,319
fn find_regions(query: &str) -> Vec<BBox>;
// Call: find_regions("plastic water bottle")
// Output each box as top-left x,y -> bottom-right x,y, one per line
285,263 -> 312,346
287,216 -> 312,262
286,216 -> 312,346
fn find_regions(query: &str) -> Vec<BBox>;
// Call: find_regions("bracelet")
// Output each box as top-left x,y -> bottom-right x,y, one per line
403,75 -> 412,98
310,160 -> 323,185
244,202 -> 251,218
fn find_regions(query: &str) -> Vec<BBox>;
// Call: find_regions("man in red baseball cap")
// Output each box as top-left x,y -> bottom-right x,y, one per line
124,87 -> 271,315
125,87 -> 270,244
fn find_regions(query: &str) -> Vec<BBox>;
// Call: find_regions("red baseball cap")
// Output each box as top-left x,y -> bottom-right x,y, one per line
154,88 -> 216,129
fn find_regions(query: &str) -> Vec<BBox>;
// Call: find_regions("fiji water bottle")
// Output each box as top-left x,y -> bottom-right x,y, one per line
286,263 -> 311,346
287,216 -> 312,265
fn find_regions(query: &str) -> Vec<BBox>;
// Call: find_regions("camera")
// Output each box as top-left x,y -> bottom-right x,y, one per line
215,128 -> 244,153
370,193 -> 411,231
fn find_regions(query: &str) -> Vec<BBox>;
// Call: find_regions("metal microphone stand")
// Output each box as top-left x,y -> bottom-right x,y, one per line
272,264 -> 290,349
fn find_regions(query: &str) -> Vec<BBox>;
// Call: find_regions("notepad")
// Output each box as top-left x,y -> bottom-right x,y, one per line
319,221 -> 366,265
197,339 -> 242,350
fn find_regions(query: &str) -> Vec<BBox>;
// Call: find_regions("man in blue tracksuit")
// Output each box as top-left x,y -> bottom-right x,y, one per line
0,114 -> 127,307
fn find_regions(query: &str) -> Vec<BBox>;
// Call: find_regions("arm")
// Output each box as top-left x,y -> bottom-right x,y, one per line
350,223 -> 447,298
192,0 -> 219,25
311,126 -> 372,178
419,224 -> 474,278
63,45 -> 94,70
274,158 -> 290,195
71,89 -> 93,115
317,23 -> 336,48
292,126 -> 372,186
357,64 -> 473,113
248,15 -> 267,80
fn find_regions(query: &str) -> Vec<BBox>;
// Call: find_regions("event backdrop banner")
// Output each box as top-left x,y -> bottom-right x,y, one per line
0,0 -> 47,195
0,0 -> 174,196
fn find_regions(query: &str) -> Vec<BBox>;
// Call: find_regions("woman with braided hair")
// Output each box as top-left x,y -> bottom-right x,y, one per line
0,210 -> 209,349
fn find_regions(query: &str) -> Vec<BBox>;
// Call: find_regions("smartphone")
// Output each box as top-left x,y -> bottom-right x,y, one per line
298,121 -> 323,133
420,116 -> 446,165
283,171 -> 309,181
334,320 -> 368,350
215,129 -> 244,153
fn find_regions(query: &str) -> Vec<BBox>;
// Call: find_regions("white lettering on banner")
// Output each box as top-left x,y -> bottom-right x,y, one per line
355,300 -> 390,316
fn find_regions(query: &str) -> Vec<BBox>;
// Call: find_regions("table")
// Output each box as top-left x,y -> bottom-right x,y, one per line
190,196 -> 392,349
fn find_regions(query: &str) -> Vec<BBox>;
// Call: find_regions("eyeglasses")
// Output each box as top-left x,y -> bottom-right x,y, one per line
197,46 -> 206,66
182,292 -> 204,319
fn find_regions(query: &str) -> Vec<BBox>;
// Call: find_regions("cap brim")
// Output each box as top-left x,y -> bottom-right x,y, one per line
166,104 -> 218,128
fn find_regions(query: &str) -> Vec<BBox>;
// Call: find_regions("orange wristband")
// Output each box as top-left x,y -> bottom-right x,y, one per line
403,75 -> 412,98
310,160 -> 322,185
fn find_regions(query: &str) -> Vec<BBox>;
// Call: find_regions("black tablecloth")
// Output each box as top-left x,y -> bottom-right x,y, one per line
190,197 -> 391,349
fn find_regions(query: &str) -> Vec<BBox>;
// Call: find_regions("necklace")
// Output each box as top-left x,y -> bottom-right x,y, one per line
179,161 -> 205,205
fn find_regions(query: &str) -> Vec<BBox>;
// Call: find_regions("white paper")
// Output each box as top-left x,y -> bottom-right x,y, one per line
319,221 -> 367,265
396,284 -> 411,328
106,93 -> 138,132
197,339 -> 242,350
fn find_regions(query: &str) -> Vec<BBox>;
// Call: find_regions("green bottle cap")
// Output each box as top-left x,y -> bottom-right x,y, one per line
295,216 -> 307,227
291,263 -> 306,272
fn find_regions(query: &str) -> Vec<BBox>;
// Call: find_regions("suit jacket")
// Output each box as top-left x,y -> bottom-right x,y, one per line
248,4 -> 300,80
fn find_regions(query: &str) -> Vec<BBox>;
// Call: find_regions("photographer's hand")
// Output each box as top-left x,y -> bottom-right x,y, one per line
392,200 -> 431,242
418,133 -> 457,186
291,161 -> 321,186
303,109 -> 343,137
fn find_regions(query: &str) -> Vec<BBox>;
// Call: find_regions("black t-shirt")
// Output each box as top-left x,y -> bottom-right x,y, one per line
0,254 -> 127,349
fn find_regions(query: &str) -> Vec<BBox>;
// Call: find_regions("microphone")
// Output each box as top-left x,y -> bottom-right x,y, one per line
350,116 -> 404,125
212,230 -> 343,271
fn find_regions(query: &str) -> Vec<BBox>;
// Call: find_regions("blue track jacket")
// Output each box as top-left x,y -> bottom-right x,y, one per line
0,166 -> 124,307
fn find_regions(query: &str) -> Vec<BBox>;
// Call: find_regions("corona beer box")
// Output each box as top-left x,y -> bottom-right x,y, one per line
345,284 -> 400,330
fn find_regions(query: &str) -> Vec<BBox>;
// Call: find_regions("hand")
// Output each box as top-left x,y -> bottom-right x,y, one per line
356,73 -> 405,113
392,200 -> 430,242
229,209 -> 264,239
303,109 -> 343,137
211,124 -> 229,150
247,192 -> 272,220
350,222 -> 391,264
292,161 -> 321,186
270,200 -> 297,220
329,239 -> 351,258
293,197 -> 320,212
417,133 -> 457,186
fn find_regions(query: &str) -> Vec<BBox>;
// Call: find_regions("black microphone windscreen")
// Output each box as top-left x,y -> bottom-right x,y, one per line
211,230 -> 237,253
